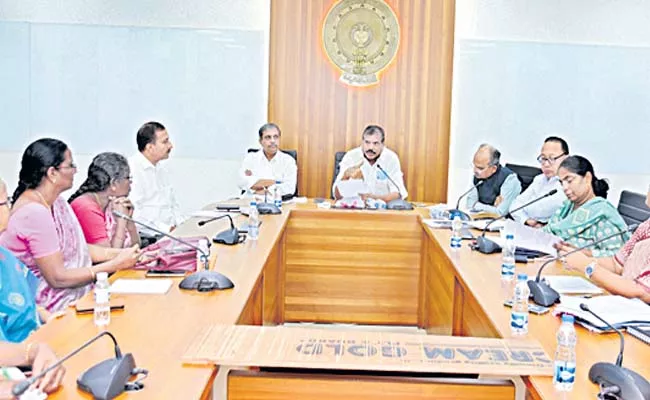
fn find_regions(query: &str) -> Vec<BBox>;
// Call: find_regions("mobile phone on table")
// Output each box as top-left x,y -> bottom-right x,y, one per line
75,299 -> 125,314
503,299 -> 550,315
145,270 -> 187,278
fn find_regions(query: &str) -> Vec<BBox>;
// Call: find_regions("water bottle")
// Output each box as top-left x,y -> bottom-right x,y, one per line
501,234 -> 516,301
274,181 -> 282,209
510,273 -> 529,336
553,314 -> 577,391
197,238 -> 210,269
94,272 -> 110,327
248,201 -> 260,241
450,216 -> 462,250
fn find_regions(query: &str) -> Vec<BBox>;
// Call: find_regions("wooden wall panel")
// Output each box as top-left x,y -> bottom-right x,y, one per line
269,0 -> 455,202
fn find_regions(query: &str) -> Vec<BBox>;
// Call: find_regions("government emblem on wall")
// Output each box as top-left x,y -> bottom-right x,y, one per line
323,0 -> 400,87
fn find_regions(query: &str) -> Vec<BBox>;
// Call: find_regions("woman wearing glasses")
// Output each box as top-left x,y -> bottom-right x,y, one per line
0,139 -> 141,312
564,185 -> 650,302
509,136 -> 569,227
544,155 -> 629,258
69,152 -> 140,249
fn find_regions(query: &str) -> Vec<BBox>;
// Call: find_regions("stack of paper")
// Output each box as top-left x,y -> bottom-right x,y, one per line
542,276 -> 603,295
555,295 -> 650,331
111,279 -> 173,294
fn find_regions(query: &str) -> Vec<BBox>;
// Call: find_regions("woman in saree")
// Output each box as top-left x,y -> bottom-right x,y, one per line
564,185 -> 650,302
0,138 -> 141,312
544,155 -> 629,258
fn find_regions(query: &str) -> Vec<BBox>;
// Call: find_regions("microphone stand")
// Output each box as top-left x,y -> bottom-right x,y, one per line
256,186 -> 281,215
528,224 -> 637,306
198,214 -> 245,245
473,189 -> 558,254
580,304 -> 650,400
376,164 -> 413,210
113,211 -> 234,291
13,332 -> 144,400
448,181 -> 484,221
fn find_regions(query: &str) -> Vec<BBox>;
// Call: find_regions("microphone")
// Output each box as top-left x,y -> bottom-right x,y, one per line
448,180 -> 484,220
112,211 -> 234,291
528,223 -> 638,306
197,214 -> 245,246
256,186 -> 281,215
13,331 -> 144,400
580,303 -> 650,399
376,164 -> 413,210
473,189 -> 558,254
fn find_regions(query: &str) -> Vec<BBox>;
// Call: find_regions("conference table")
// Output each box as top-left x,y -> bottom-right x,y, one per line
32,200 -> 650,399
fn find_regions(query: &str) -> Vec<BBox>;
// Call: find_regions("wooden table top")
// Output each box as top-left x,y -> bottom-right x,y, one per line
34,201 -> 648,399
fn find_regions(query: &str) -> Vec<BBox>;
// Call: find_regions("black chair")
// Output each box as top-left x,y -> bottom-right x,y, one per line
617,190 -> 650,226
331,151 -> 346,198
244,148 -> 298,199
505,163 -> 542,193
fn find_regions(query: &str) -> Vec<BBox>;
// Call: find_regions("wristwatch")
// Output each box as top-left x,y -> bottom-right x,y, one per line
585,261 -> 597,279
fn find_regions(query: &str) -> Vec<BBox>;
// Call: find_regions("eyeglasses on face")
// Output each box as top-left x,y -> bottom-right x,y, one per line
537,153 -> 566,165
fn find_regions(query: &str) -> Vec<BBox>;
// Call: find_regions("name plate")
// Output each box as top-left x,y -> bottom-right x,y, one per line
183,325 -> 553,377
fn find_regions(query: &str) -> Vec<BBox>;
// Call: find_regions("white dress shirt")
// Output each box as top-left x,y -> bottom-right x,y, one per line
238,150 -> 298,197
333,147 -> 408,199
509,174 -> 566,223
129,152 -> 183,233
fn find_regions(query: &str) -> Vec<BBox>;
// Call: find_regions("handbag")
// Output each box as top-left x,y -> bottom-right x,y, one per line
134,236 -> 209,272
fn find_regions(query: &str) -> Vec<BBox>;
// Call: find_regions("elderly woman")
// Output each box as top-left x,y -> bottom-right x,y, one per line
565,185 -> 650,303
0,138 -> 141,312
544,155 -> 629,258
69,152 -> 140,248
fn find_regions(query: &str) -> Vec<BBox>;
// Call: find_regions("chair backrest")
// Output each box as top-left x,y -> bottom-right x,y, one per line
505,163 -> 542,193
246,148 -> 298,198
331,151 -> 346,198
617,190 -> 650,226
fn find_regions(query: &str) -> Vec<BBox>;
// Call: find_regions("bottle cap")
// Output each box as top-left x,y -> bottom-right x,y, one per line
250,201 -> 257,206
517,273 -> 528,281
506,234 -> 514,239
561,314 -> 575,323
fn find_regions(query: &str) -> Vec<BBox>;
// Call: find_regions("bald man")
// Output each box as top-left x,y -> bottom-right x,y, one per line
465,144 -> 521,216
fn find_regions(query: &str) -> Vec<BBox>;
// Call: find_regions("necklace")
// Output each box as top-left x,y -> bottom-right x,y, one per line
33,189 -> 50,207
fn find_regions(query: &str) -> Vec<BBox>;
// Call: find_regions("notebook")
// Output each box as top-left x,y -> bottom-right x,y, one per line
627,326 -> 650,345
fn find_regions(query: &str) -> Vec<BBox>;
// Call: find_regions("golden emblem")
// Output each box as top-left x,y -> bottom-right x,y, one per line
323,0 -> 400,86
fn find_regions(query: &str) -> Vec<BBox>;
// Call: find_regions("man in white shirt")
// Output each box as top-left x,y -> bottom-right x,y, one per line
129,121 -> 183,234
510,136 -> 570,227
333,125 -> 407,201
238,123 -> 297,197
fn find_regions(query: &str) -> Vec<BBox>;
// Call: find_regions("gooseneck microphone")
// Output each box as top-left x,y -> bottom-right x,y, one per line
13,331 -> 144,399
528,223 -> 637,306
473,189 -> 558,254
579,303 -> 650,400
448,181 -> 484,220
197,214 -> 245,245
376,164 -> 413,210
112,211 -> 234,291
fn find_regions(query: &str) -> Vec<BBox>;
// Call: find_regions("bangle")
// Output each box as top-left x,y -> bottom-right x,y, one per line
25,342 -> 36,364
87,266 -> 96,281
0,199 -> 8,207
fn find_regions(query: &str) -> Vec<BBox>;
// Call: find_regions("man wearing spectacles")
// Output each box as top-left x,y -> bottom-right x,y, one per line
509,136 -> 569,227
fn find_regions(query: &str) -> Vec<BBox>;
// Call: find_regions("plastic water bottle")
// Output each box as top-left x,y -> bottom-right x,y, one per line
510,273 -> 529,336
553,314 -> 577,391
248,201 -> 260,241
274,181 -> 282,209
450,216 -> 462,250
94,272 -> 110,327
501,234 -> 516,301
197,238 -> 210,269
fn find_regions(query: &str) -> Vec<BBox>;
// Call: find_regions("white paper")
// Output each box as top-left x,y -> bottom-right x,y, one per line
284,196 -> 308,204
555,295 -> 650,329
111,279 -> 173,294
190,210 -> 229,219
542,275 -> 604,294
336,179 -> 370,198
468,219 -> 507,232
499,220 -> 561,255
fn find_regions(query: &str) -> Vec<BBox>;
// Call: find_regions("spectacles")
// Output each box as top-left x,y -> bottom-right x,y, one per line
536,153 -> 566,165
57,162 -> 77,170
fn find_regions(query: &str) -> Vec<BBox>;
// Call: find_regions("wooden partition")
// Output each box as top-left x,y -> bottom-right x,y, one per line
268,0 -> 456,202
283,209 -> 422,325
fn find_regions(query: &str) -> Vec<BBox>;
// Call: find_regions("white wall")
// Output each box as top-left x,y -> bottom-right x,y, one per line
448,0 -> 650,207
0,0 -> 270,214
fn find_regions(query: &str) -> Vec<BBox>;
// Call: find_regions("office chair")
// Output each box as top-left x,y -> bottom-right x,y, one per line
331,151 -> 346,199
505,163 -> 542,192
617,190 -> 650,226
